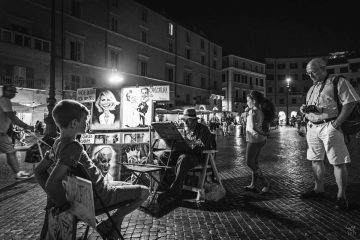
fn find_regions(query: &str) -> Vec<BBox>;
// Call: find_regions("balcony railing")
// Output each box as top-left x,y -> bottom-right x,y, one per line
0,28 -> 50,52
0,76 -> 46,89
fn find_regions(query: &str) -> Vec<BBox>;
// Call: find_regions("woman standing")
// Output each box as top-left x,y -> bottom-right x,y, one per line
244,90 -> 275,194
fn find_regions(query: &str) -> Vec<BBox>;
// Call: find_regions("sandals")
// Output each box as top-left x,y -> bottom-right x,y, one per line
244,183 -> 272,194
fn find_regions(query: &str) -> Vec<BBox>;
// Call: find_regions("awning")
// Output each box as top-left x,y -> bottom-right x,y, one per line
31,103 -> 48,112
11,102 -> 32,112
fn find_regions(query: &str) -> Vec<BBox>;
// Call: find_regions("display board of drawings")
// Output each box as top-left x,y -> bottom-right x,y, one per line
77,85 -> 170,181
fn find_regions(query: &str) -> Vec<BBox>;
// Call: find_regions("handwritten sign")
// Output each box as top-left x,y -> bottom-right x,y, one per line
150,85 -> 170,101
80,134 -> 95,144
77,88 -> 96,102
62,176 -> 96,228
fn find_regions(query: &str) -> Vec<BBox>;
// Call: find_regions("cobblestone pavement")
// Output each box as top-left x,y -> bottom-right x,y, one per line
1,126 -> 360,240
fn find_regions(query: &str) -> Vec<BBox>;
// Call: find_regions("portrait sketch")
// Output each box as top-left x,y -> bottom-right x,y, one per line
121,87 -> 153,128
91,89 -> 121,130
87,145 -> 121,182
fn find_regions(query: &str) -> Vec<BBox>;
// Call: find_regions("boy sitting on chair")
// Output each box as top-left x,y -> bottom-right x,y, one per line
157,108 -> 215,205
35,100 -> 149,239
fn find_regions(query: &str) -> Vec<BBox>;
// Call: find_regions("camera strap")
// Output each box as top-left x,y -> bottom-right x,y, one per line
306,75 -> 328,106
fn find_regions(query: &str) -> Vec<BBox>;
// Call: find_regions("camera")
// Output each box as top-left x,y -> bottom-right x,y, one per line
302,105 -> 319,114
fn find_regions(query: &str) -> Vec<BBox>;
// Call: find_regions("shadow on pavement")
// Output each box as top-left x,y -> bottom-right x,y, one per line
244,202 -> 306,228
325,182 -> 360,211
0,177 -> 36,194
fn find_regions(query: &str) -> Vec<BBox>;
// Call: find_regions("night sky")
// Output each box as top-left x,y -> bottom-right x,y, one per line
137,0 -> 360,61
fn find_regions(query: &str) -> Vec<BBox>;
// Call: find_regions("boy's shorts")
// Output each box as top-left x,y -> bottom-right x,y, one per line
306,122 -> 350,165
94,181 -> 142,211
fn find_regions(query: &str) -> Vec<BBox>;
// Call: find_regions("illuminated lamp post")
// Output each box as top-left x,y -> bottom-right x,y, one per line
109,69 -> 124,85
286,77 -> 291,126
44,0 -> 57,138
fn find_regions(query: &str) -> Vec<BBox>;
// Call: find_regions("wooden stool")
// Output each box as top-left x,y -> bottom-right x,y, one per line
182,150 -> 223,202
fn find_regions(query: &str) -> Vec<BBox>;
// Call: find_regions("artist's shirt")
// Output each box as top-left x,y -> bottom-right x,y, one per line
0,96 -> 13,133
306,76 -> 360,122
183,123 -> 214,155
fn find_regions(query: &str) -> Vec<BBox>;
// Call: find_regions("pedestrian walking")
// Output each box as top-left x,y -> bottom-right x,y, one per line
222,119 -> 229,136
0,85 -> 34,180
244,90 -> 275,194
300,58 -> 360,210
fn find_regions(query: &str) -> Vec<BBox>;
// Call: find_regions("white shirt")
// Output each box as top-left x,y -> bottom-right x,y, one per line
306,76 -> 360,122
246,108 -> 266,143
0,96 -> 13,133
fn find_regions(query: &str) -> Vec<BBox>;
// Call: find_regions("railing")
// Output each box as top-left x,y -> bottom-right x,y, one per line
0,27 -> 50,52
0,76 -> 46,89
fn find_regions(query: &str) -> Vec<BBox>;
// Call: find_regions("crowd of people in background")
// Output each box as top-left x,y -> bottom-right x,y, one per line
2,55 -> 360,240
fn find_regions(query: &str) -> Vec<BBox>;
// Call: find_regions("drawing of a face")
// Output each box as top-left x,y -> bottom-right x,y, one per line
99,94 -> 113,111
140,88 -> 149,102
95,90 -> 119,113
93,146 -> 113,173
126,90 -> 137,103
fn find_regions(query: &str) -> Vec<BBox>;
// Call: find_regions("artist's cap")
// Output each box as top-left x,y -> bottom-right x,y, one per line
181,108 -> 198,120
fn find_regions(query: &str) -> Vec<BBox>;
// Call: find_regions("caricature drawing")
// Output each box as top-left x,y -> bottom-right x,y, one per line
137,87 -> 149,126
91,90 -> 120,130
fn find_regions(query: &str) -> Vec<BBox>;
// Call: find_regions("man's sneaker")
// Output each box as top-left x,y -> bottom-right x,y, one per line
300,189 -> 325,199
334,197 -> 349,210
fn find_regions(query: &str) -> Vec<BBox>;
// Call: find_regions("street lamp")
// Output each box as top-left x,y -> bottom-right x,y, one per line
44,0 -> 57,138
109,69 -> 124,85
286,77 -> 291,126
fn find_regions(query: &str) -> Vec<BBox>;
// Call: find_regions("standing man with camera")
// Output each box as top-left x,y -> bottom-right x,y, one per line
300,58 -> 360,210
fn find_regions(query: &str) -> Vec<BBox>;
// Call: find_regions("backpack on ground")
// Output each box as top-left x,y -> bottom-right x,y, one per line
333,75 -> 360,136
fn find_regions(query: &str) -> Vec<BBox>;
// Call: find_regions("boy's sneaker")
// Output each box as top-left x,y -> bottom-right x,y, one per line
15,171 -> 33,181
334,197 -> 349,210
96,220 -> 113,239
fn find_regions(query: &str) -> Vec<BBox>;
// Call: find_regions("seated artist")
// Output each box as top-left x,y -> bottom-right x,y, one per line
157,108 -> 215,205
34,100 -> 149,239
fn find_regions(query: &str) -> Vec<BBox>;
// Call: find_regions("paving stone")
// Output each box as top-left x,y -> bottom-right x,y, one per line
1,127 -> 360,239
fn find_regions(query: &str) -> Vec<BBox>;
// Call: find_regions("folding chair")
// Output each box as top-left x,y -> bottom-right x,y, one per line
70,163 -> 132,240
15,131 -> 53,174
182,134 -> 223,202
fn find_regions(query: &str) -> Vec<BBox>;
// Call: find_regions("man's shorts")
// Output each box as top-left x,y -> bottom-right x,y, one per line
0,133 -> 16,154
306,122 -> 350,165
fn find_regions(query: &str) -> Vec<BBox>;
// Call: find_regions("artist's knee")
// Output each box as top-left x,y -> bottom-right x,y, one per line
139,185 -> 150,201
